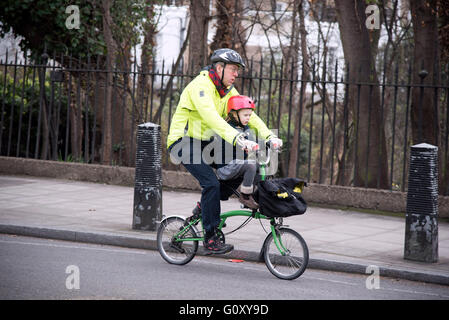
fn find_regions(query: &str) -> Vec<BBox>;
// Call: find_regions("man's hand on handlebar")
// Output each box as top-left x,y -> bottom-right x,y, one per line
268,137 -> 283,150
241,140 -> 259,152
244,140 -> 259,152
235,133 -> 282,154
236,133 -> 259,152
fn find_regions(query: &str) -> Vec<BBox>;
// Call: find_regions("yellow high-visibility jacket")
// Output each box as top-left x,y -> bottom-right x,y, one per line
167,70 -> 274,148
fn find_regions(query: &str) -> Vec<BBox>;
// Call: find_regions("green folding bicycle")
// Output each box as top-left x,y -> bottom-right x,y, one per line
156,145 -> 309,280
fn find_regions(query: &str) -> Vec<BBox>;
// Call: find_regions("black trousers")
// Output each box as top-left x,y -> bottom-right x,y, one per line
169,137 -> 242,233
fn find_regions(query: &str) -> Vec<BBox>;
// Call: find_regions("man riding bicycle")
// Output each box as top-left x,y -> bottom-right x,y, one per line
167,48 -> 282,254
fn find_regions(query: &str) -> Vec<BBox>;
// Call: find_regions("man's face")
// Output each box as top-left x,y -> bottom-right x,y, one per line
216,63 -> 240,87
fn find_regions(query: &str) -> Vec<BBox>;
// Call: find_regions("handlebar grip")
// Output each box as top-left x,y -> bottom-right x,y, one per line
266,138 -> 282,150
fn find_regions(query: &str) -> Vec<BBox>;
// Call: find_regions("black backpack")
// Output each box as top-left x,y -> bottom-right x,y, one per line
255,177 -> 307,218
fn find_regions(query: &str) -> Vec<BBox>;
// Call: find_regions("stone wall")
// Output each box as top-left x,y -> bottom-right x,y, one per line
1,156 -> 448,217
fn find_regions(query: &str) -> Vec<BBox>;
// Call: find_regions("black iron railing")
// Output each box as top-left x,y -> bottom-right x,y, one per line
1,50 -> 448,194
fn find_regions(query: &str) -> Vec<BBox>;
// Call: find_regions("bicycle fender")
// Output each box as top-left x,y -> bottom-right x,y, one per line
159,215 -> 185,223
158,215 -> 201,236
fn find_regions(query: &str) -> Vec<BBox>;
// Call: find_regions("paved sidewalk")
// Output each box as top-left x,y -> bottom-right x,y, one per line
0,174 -> 448,285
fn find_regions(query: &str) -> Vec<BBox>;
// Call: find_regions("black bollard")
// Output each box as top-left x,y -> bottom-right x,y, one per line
132,122 -> 162,231
404,143 -> 438,262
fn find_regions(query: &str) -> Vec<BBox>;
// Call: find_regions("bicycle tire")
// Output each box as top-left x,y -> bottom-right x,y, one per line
263,227 -> 309,280
157,216 -> 199,265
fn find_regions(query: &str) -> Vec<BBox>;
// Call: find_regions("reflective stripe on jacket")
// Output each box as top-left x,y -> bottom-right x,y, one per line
167,70 -> 274,148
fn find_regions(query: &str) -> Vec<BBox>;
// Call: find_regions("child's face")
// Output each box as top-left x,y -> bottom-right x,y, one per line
237,109 -> 253,125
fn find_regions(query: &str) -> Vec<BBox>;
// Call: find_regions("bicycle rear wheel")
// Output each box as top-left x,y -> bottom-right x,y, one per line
263,227 -> 309,280
157,216 -> 199,265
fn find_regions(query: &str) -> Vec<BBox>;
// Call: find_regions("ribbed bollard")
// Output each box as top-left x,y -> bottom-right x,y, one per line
132,122 -> 162,231
404,143 -> 439,262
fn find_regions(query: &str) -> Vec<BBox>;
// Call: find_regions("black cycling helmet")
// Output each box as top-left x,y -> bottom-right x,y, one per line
210,48 -> 246,69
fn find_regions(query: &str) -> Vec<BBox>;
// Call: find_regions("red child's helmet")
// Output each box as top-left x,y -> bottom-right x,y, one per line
227,95 -> 255,114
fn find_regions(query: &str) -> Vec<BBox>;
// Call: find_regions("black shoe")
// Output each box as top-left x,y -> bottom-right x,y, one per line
239,193 -> 259,209
192,201 -> 201,217
192,202 -> 226,228
184,202 -> 201,227
203,234 -> 234,255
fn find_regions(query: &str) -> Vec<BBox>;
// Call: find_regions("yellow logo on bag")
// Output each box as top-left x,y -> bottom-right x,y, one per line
276,182 -> 304,198
293,183 -> 303,194
277,191 -> 289,198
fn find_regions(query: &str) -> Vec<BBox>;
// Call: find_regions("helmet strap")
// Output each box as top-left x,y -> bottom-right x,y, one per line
221,63 -> 226,85
209,64 -> 234,97
236,110 -> 245,128
220,63 -> 235,94
228,111 -> 242,127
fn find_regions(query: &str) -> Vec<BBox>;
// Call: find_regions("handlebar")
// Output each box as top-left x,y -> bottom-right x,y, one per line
247,141 -> 280,167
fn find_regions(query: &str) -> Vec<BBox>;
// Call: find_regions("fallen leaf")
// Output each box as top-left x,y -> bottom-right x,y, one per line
228,259 -> 244,263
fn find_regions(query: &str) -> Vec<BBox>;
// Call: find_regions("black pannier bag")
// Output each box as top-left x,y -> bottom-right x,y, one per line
254,177 -> 307,218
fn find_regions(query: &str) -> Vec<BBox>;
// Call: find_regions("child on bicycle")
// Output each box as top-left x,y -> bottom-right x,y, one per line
215,95 -> 260,209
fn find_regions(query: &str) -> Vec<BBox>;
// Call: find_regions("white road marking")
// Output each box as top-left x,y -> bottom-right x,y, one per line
303,275 -> 358,286
0,238 -> 147,255
193,256 -> 449,299
381,286 -> 449,299
2,236 -> 448,299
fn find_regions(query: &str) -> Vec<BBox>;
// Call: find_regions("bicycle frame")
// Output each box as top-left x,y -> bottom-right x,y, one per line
170,146 -> 289,255
172,212 -> 287,254
158,143 -> 309,280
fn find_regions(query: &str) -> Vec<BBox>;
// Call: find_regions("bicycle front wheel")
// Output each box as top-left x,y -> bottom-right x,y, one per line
263,227 -> 309,280
157,216 -> 199,265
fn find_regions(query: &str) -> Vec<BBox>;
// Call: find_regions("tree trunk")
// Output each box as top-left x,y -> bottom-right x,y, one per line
188,0 -> 210,74
39,77 -> 50,160
335,0 -> 389,189
101,0 -> 116,165
210,0 -> 245,54
438,0 -> 449,195
137,4 -> 156,124
288,0 -> 310,178
410,0 -> 444,194
102,1 -> 138,167
210,0 -> 234,51
70,75 -> 83,161
280,0 -> 301,178
112,43 -> 135,167
410,0 -> 440,146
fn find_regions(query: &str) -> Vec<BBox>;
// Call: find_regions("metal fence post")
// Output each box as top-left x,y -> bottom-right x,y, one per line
132,122 -> 162,231
404,143 -> 438,262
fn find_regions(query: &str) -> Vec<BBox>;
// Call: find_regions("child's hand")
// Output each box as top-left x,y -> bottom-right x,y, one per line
242,140 -> 259,152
